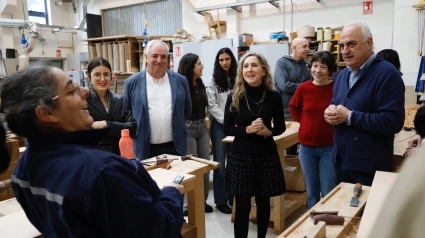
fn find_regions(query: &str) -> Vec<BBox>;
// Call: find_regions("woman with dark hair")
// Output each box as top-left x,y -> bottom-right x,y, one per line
177,53 -> 213,213
223,53 -> 286,238
86,57 -> 136,155
206,47 -> 237,214
1,62 -> 184,237
289,51 -> 337,209
377,49 -> 402,75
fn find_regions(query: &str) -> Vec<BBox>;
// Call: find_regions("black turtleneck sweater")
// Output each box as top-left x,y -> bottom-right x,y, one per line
223,83 -> 286,155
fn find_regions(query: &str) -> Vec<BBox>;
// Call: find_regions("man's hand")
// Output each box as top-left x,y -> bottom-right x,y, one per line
408,134 -> 422,147
335,105 -> 351,123
324,104 -> 343,125
92,120 -> 107,129
165,183 -> 185,194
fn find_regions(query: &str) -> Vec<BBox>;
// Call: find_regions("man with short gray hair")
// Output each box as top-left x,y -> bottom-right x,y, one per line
124,40 -> 192,160
324,23 -> 405,186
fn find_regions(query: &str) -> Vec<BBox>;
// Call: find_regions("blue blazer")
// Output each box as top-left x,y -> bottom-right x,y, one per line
332,57 -> 405,173
123,69 -> 192,160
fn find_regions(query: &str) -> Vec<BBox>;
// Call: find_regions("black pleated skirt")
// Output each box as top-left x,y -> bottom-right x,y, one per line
225,151 -> 286,198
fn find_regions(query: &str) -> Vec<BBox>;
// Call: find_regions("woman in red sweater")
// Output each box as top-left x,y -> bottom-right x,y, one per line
289,51 -> 337,209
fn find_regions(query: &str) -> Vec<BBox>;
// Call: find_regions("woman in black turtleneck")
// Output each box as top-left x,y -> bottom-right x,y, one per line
223,53 -> 286,238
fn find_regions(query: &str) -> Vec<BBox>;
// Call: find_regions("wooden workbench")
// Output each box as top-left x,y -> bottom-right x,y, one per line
279,182 -> 371,238
223,122 -> 307,234
142,155 -> 220,238
0,168 -> 196,238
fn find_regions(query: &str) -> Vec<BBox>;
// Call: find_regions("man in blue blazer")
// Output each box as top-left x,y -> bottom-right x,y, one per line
124,40 -> 192,160
324,23 -> 405,186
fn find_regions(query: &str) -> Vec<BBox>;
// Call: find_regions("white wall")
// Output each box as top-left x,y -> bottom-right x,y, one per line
393,0 -> 421,87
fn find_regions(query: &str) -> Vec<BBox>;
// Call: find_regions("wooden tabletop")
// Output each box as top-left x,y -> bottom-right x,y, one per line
222,122 -> 299,143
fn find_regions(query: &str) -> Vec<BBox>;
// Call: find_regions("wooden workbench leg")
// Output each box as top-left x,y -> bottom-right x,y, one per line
187,171 -> 206,238
273,194 -> 285,235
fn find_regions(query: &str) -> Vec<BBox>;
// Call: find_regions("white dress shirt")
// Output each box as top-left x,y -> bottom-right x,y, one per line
146,70 -> 173,144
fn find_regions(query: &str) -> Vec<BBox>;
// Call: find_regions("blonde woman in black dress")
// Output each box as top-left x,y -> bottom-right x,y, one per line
223,53 -> 286,238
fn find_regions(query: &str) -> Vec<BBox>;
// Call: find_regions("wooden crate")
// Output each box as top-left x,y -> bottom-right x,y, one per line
284,156 -> 306,192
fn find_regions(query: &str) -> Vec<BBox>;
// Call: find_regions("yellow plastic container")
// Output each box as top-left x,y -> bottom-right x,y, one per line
334,31 -> 341,40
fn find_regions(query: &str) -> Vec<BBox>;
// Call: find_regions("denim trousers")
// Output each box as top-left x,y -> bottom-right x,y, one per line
186,119 -> 210,201
210,119 -> 231,205
299,144 -> 337,209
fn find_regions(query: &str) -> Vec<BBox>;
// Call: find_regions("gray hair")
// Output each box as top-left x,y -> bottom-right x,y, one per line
1,62 -> 58,137
343,23 -> 374,49
344,23 -> 373,42
145,40 -> 169,56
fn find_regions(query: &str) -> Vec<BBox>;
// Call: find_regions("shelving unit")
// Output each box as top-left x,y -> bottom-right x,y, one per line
306,36 -> 346,69
135,36 -> 174,71
82,35 -> 139,75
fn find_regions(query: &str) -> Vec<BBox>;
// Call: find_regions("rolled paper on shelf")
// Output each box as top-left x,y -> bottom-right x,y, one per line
126,60 -> 131,73
119,43 -> 125,73
113,43 -> 119,72
313,214 -> 344,225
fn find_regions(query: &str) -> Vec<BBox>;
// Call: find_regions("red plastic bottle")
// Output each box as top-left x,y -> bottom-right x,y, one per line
119,129 -> 133,159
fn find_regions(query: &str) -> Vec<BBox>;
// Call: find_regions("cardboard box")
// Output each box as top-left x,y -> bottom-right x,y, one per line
283,156 -> 306,192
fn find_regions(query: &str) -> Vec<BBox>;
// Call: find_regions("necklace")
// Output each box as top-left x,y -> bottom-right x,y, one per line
246,88 -> 266,105
245,87 -> 266,115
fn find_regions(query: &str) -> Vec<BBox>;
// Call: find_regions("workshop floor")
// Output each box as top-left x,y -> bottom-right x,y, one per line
201,172 -> 308,238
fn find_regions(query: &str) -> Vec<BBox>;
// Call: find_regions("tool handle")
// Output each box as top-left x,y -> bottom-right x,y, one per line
354,183 -> 362,196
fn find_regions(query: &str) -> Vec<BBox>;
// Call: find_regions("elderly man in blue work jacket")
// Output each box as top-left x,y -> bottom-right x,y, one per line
124,40 -> 192,160
324,23 -> 405,186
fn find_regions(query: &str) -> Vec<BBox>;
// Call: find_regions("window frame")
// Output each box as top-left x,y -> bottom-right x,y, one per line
28,0 -> 49,25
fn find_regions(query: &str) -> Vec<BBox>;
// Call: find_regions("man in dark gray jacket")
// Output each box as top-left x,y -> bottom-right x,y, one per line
274,37 -> 311,155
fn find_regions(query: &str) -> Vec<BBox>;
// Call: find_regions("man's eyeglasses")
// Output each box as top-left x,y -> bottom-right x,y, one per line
92,73 -> 111,81
52,81 -> 82,101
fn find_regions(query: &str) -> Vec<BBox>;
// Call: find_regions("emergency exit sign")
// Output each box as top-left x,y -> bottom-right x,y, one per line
363,1 -> 373,15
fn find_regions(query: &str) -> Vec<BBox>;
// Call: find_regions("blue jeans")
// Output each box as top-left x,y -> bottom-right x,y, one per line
210,118 -> 231,205
299,144 -> 336,209
186,119 -> 210,201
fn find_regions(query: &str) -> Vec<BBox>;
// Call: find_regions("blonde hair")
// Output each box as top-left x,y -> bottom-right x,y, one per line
230,53 -> 274,112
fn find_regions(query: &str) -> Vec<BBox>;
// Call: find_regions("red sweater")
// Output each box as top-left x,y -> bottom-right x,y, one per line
289,80 -> 334,147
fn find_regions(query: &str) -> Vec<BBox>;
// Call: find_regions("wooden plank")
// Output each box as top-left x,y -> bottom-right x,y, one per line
306,221 -> 326,238
0,198 -> 22,216
394,130 -> 416,157
0,211 -> 42,238
148,168 -> 195,193
357,171 -> 398,238
279,183 -> 370,238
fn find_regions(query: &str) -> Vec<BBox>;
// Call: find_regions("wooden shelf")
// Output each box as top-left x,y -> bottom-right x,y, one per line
413,4 -> 425,10
338,62 -> 347,67
309,39 -> 339,43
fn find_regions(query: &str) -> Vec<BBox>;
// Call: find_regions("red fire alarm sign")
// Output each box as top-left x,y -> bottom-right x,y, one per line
56,49 -> 62,58
176,46 -> 181,57
363,1 -> 373,15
